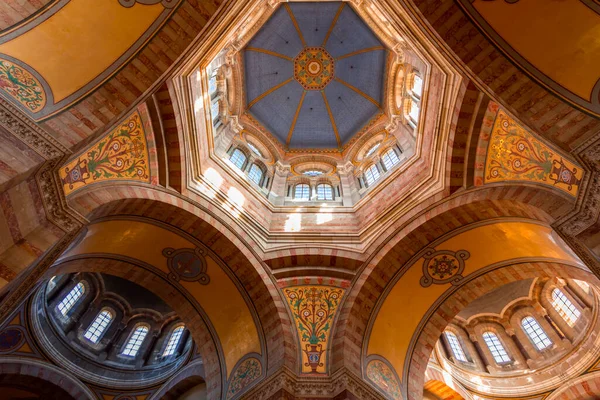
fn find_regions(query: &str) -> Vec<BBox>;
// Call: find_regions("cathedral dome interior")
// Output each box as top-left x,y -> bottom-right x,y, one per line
0,0 -> 600,400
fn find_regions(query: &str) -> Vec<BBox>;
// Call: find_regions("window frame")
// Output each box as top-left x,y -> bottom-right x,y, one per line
381,148 -> 400,171
294,184 -> 310,200
248,163 -> 264,186
444,331 -> 468,363
83,308 -> 114,344
121,324 -> 150,357
316,183 -> 334,201
364,164 -> 381,186
163,325 -> 185,357
229,148 -> 247,170
482,331 -> 511,364
365,142 -> 380,158
57,282 -> 85,316
551,288 -> 581,327
521,316 -> 552,351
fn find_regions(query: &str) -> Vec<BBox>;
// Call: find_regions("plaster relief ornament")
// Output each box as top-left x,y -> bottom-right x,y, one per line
294,48 -> 334,90
420,248 -> 470,287
162,247 -> 210,284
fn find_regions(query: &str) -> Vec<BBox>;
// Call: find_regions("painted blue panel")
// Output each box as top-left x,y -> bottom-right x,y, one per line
289,90 -> 337,148
244,51 -> 293,104
335,50 -> 386,103
247,6 -> 304,58
250,81 -> 304,144
325,6 -> 382,58
324,81 -> 379,145
288,2 -> 342,47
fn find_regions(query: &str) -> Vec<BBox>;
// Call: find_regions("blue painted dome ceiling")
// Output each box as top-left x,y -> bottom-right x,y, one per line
243,2 -> 387,150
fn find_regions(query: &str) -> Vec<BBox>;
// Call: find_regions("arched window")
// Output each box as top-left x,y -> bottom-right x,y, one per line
248,164 -> 263,186
304,170 -> 322,177
316,184 -> 334,200
57,282 -> 85,316
444,331 -> 467,362
521,316 -> 552,350
407,73 -> 422,126
163,325 -> 185,357
365,142 -> 380,158
551,288 -> 581,327
412,74 -> 423,98
230,149 -> 247,170
482,332 -> 511,364
381,148 -> 400,170
121,325 -> 150,357
294,184 -> 310,200
247,142 -> 262,157
84,309 -> 113,343
364,164 -> 380,186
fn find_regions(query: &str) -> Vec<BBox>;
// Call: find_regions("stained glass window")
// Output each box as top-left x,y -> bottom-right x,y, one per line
84,310 -> 113,344
294,184 -> 310,200
521,316 -> 552,350
382,148 -> 400,170
163,326 -> 185,357
248,164 -> 263,185
230,149 -> 247,170
122,325 -> 149,357
482,332 -> 511,364
551,288 -> 581,327
445,331 -> 467,362
316,184 -> 333,201
57,282 -> 85,316
364,164 -> 380,186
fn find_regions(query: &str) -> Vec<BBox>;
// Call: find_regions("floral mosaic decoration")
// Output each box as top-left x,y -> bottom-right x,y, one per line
226,357 -> 262,399
366,359 -> 401,400
284,285 -> 344,374
484,109 -> 582,196
0,59 -> 46,113
60,111 -> 150,195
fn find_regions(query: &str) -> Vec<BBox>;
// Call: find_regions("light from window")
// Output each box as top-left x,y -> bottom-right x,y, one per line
208,73 -> 217,95
365,142 -> 380,158
248,164 -> 263,186
57,282 -> 85,316
482,332 -> 511,364
84,310 -> 113,343
364,164 -> 380,186
445,331 -> 467,362
412,74 -> 423,98
382,148 -> 400,170
575,280 -> 590,294
122,325 -> 149,357
316,184 -> 333,201
304,170 -> 323,177
210,101 -> 220,123
247,142 -> 262,157
409,99 -> 420,123
294,184 -> 310,200
230,149 -> 247,170
521,316 -> 552,350
551,288 -> 581,327
163,326 -> 185,357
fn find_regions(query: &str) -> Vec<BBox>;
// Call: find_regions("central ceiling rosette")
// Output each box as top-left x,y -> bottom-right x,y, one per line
243,2 -> 387,149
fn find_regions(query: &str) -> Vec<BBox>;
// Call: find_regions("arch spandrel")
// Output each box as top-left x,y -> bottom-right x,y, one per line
59,219 -> 263,380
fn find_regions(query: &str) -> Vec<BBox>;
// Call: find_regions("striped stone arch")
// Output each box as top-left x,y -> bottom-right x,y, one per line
547,369 -> 600,400
424,364 -> 470,400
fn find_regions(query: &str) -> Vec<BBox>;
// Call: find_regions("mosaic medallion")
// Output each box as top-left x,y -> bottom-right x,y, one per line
0,327 -> 24,353
162,247 -> 210,284
420,248 -> 469,287
294,47 -> 334,90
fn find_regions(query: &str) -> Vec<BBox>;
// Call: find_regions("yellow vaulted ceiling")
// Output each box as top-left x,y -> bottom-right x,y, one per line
0,0 -> 163,102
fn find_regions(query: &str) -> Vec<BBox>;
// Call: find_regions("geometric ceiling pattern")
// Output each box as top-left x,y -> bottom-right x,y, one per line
244,2 -> 387,149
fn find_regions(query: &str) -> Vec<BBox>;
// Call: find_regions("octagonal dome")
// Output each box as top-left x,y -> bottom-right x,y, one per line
244,2 -> 387,150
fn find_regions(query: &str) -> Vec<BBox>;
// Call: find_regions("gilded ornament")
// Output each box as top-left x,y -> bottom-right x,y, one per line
294,47 -> 335,90
420,248 -> 469,288
0,59 -> 46,113
162,247 -> 210,284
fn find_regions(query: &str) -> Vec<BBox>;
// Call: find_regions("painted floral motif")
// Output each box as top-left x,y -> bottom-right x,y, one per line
294,47 -> 334,90
484,109 -> 582,196
60,111 -> 150,195
420,248 -> 469,288
226,357 -> 262,399
162,247 -> 210,284
0,59 -> 46,112
366,359 -> 401,400
0,327 -> 24,352
284,285 -> 344,374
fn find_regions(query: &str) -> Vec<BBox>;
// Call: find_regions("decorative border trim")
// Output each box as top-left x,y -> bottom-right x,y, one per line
119,0 -> 179,7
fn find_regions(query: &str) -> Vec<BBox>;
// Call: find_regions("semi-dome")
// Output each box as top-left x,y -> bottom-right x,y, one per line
243,2 -> 387,149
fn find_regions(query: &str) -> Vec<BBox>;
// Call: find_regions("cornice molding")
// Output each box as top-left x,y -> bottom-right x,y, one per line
242,366 -> 385,400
